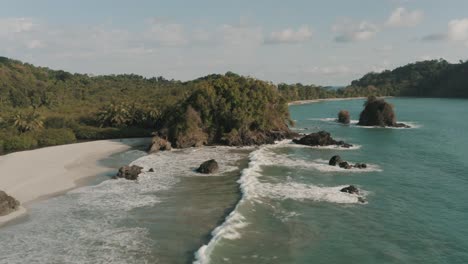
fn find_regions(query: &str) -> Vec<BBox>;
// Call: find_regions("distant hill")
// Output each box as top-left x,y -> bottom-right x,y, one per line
345,59 -> 468,98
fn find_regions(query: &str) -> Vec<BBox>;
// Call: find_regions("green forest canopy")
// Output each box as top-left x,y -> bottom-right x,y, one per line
1,56 -> 467,153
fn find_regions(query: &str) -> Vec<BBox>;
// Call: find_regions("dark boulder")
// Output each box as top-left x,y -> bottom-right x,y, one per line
340,185 -> 359,194
0,191 -> 20,216
196,159 -> 219,174
293,131 -> 352,148
354,163 -> 367,169
115,165 -> 143,180
336,141 -> 353,148
329,155 -> 342,166
358,96 -> 397,127
148,168 -> 154,172
395,123 -> 411,128
358,197 -> 366,203
148,136 -> 172,153
339,161 -> 352,169
337,110 -> 350,124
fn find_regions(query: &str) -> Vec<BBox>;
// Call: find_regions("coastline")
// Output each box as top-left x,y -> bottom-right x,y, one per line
0,137 -> 151,226
288,96 -> 394,106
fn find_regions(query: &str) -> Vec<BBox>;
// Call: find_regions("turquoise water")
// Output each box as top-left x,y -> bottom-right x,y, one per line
1,98 -> 467,264
200,98 -> 468,264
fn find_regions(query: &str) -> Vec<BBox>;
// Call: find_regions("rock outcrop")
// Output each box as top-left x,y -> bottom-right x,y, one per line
337,110 -> 350,124
115,165 -> 143,180
329,155 -> 342,166
339,161 -> 352,169
329,155 -> 367,170
293,131 -> 353,148
357,96 -> 409,128
340,185 -> 359,195
354,163 -> 367,169
0,191 -> 20,216
196,159 -> 219,174
148,136 -> 172,153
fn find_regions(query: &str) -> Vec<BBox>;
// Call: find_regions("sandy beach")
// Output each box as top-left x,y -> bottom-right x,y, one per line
288,97 -> 368,105
0,138 -> 151,225
288,96 -> 395,106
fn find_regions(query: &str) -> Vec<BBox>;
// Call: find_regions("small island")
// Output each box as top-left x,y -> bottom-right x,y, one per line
357,96 -> 410,128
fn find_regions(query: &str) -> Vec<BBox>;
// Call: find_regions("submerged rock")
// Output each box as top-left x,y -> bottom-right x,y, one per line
337,110 -> 350,124
0,191 -> 20,216
339,161 -> 352,169
148,136 -> 172,153
115,165 -> 143,180
354,163 -> 367,169
340,185 -> 359,195
329,155 -> 368,169
292,131 -> 352,148
329,155 -> 343,166
196,159 -> 219,174
394,123 -> 411,128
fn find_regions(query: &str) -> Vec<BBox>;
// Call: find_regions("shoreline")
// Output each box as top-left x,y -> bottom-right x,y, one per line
288,96 -> 394,106
0,137 -> 151,226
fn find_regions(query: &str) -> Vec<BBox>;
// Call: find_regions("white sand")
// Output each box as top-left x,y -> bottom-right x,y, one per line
0,138 -> 151,225
288,97 -> 367,105
288,96 -> 395,106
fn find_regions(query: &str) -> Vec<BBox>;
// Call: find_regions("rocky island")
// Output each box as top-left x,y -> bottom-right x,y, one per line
357,96 -> 410,128
293,131 -> 353,148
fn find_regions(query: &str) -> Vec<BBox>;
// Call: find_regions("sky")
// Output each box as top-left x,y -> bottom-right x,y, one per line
1,0 -> 468,85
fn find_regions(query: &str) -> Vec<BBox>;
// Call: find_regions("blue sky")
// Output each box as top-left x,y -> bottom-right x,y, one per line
1,0 -> 468,85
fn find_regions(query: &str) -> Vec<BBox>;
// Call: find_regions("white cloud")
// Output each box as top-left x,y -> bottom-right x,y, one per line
146,21 -> 188,46
265,25 -> 312,44
448,18 -> 468,41
304,65 -> 353,75
0,17 -> 36,35
218,24 -> 263,46
386,7 -> 424,27
26,39 -> 44,49
374,45 -> 393,52
333,20 -> 379,43
422,18 -> 468,46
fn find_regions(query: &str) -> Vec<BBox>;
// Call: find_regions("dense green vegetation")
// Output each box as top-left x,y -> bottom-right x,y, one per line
347,59 -> 468,97
0,56 -> 187,154
160,72 -> 293,147
0,58 -> 292,153
278,59 -> 468,99
1,56 -> 467,154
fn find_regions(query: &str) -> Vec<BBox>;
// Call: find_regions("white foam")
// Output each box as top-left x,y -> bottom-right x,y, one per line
309,117 -> 421,129
310,159 -> 382,173
193,141 -> 369,264
258,182 -> 366,204
308,117 -> 337,122
0,146 -> 247,264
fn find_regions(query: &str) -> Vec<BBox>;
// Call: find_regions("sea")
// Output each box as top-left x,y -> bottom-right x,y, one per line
0,97 -> 467,264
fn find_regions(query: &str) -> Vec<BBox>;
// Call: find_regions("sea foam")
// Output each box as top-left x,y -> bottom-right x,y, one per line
193,140 -> 369,264
0,147 -> 246,264
309,117 -> 421,129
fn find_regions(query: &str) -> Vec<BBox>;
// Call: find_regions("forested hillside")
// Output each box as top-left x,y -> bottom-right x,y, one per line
0,57 -> 293,153
347,59 -> 468,97
1,56 -> 467,154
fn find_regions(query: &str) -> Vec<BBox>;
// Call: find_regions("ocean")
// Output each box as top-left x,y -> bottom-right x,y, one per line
1,97 -> 467,264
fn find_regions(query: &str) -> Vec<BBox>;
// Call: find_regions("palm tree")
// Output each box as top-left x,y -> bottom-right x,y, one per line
12,111 -> 44,133
96,102 -> 131,127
